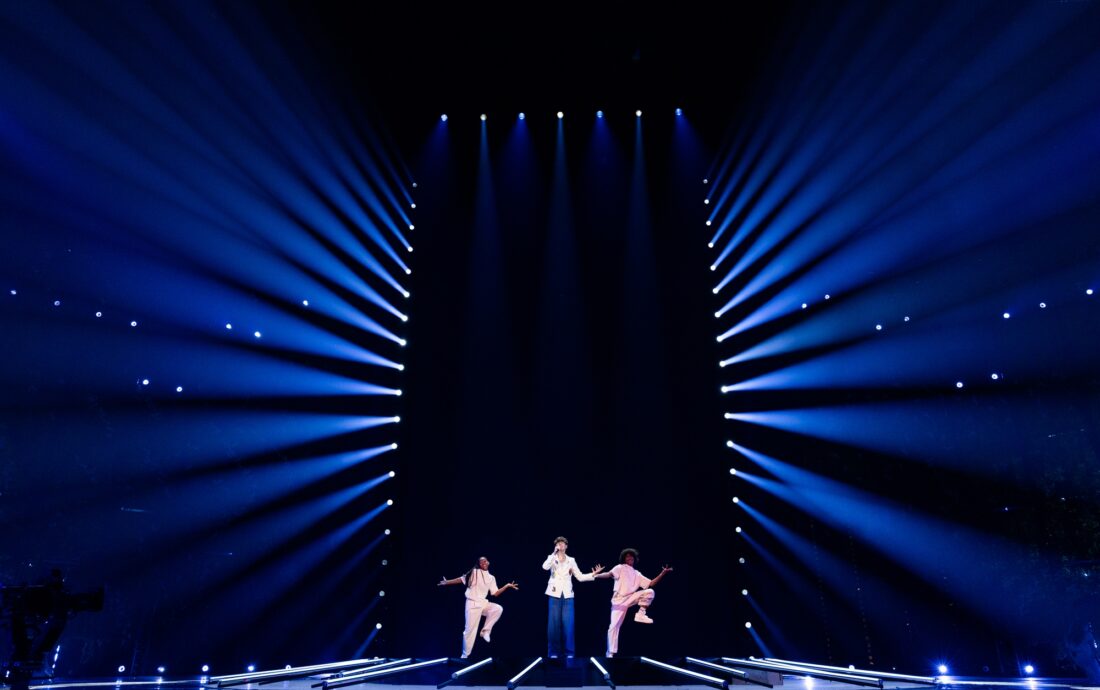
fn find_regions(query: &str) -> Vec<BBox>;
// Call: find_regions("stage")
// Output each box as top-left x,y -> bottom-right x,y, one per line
9,657 -> 1090,690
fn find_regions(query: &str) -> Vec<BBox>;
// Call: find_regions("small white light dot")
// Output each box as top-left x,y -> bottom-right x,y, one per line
557,111 -> 564,119
253,331 -> 261,338
745,622 -> 752,629
95,311 -> 102,318
801,303 -> 807,309
379,591 -> 386,597
157,667 -> 166,674
403,291 -> 410,299
992,373 -> 999,380
1039,302 -> 1046,308
53,300 -> 61,307
739,557 -> 745,564
9,290 -> 15,295
441,114 -> 448,122
956,381 -> 964,389
408,224 -> 415,231
130,321 -> 137,327
382,559 -> 388,565
635,110 -> 642,117
712,288 -> 719,294
735,526 -> 742,533
400,314 -> 408,322
1003,312 -> 1011,319
397,364 -> 405,371
596,110 -> 604,118
904,316 -> 910,322
710,265 -> 716,271
399,338 -> 407,346
480,114 -> 486,121
247,666 -> 255,673
518,113 -> 525,120
675,108 -> 683,116
386,499 -> 394,506
225,323 -> 232,330
176,386 -> 183,393
875,324 -> 883,331
824,294 -> 831,300
1087,289 -> 1094,296
726,441 -> 734,448
732,496 -> 740,503
704,198 -> 710,205
412,182 -> 418,188
141,379 -> 149,386
706,220 -> 712,226
410,203 -> 416,209
729,468 -> 737,475
708,242 -> 714,248
202,666 -> 210,673
384,528 -> 391,535
407,245 -> 413,252
741,589 -> 748,596
375,623 -> 383,630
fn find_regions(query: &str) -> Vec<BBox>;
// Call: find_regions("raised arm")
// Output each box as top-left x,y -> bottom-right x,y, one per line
573,562 -> 604,582
648,566 -> 673,588
542,554 -> 556,570
438,575 -> 464,586
492,581 -> 519,596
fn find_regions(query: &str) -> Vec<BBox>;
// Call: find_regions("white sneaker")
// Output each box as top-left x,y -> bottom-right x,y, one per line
634,610 -> 654,624
480,630 -> 491,643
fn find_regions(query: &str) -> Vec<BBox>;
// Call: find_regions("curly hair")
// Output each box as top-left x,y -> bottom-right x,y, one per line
619,548 -> 639,564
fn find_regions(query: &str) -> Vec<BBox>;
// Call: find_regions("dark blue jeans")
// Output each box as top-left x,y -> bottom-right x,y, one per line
547,595 -> 575,657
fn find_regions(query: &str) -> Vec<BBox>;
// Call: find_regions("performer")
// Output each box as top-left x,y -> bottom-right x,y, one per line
593,548 -> 672,657
542,536 -> 604,658
439,556 -> 518,658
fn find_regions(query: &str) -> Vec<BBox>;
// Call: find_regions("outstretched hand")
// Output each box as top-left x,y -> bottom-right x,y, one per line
438,576 -> 450,586
660,565 -> 674,575
591,564 -> 605,574
506,581 -> 519,591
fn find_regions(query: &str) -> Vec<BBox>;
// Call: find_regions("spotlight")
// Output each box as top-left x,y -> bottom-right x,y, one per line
176,386 -> 183,393
1024,665 -> 1034,675
712,288 -> 718,294
804,678 -> 814,689
141,379 -> 149,386
519,112 -> 525,120
1088,289 -> 1094,295
937,665 -> 948,675
703,178 -> 709,184
405,268 -> 411,275
253,331 -> 261,338
745,622 -> 752,629
992,373 -> 999,380
675,108 -> 683,116
402,291 -> 410,299
53,300 -> 60,307
395,389 -> 403,396
157,667 -> 166,674
738,557 -> 745,564
721,385 -> 731,392
1003,312 -> 1011,319
875,324 -> 882,331
706,220 -> 712,226
726,441 -> 734,448
710,265 -> 716,271
480,114 -> 486,121
724,413 -> 734,419
956,381 -> 964,388
801,303 -> 807,309
387,499 -> 394,506
398,338 -> 407,346
708,242 -> 714,248
412,182 -> 418,188
385,528 -> 392,535
401,314 -> 408,322
704,198 -> 710,205
635,110 -> 642,117
411,203 -> 416,209
202,665 -> 210,673
596,110 -> 604,118
225,323 -> 232,330
9,289 -> 15,295
408,224 -> 415,230
118,666 -> 126,673
735,526 -> 742,533
825,294 -> 831,300
732,497 -> 740,503
407,245 -> 413,252
904,316 -> 910,322
389,470 -> 396,477
729,468 -> 736,475
441,114 -> 448,122
379,591 -> 386,597
1040,302 -> 1046,308
741,589 -> 748,596
247,665 -> 256,673
397,364 -> 405,371
391,443 -> 398,449
557,111 -> 564,119
382,559 -> 388,565
302,299 -> 309,307
393,416 -> 401,423
375,623 -> 383,630
95,311 -> 102,317
714,312 -> 721,319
